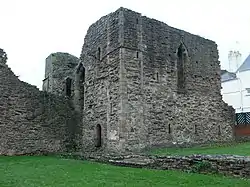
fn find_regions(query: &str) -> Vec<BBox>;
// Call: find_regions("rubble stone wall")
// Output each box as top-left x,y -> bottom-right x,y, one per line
0,51 -> 79,155
79,7 -> 234,153
80,10 -> 122,153
120,8 -> 234,151
79,154 -> 250,178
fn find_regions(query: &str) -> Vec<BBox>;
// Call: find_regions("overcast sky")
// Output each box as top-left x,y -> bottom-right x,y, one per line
1,0 -> 250,89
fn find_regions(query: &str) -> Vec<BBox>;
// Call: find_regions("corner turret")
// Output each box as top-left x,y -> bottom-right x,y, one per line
42,52 -> 79,96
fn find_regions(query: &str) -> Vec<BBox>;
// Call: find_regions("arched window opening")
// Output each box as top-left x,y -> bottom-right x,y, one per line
97,47 -> 101,61
76,63 -> 85,83
65,77 -> 72,96
96,124 -> 102,147
76,63 -> 86,109
177,43 -> 187,92
80,66 -> 85,83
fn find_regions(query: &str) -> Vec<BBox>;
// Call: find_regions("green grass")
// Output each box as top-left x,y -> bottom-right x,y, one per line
150,142 -> 250,156
0,156 -> 250,187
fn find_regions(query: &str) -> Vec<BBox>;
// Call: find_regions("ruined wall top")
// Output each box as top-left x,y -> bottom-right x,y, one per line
46,52 -> 79,63
42,52 -> 79,95
0,48 -> 7,64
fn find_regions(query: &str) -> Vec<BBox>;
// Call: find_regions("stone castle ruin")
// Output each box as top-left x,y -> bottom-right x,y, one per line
0,8 -> 235,155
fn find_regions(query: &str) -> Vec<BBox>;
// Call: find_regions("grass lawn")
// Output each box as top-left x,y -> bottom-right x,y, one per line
0,156 -> 250,187
150,142 -> 250,156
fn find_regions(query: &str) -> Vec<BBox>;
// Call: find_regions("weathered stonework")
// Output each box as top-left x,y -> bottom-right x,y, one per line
0,50 -> 79,155
77,7 -> 234,153
64,153 -> 250,178
42,52 -> 79,96
1,7 -> 235,156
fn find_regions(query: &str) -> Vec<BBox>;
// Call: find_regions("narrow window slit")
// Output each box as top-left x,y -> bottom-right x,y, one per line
110,103 -> 113,114
97,47 -> 101,60
65,77 -> 72,97
194,124 -> 197,134
218,125 -> 221,135
177,43 -> 187,92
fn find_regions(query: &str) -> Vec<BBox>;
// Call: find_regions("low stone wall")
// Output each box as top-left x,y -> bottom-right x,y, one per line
63,153 -> 250,178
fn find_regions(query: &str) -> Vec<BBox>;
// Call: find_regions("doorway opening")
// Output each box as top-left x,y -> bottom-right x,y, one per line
96,124 -> 102,147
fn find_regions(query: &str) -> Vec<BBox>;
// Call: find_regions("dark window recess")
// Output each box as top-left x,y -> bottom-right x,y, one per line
136,18 -> 139,24
65,78 -> 72,96
80,66 -> 85,83
97,47 -> 101,60
168,124 -> 171,134
96,124 -> 102,147
76,64 -> 86,109
136,52 -> 139,58
194,124 -> 197,134
76,63 -> 85,83
218,125 -> 221,135
156,72 -> 159,82
177,43 -> 186,91
110,103 -> 113,114
131,127 -> 135,132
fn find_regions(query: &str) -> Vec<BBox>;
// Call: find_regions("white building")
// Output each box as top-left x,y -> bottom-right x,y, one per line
221,54 -> 250,113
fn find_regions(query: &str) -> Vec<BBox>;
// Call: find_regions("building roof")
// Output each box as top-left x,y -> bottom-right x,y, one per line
221,70 -> 237,82
236,54 -> 250,73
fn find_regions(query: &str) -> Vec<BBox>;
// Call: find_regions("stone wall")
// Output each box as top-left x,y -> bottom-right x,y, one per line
80,10 -> 122,153
120,8 -> 234,151
79,7 -> 234,153
78,154 -> 250,178
0,50 -> 79,155
0,7 -> 236,156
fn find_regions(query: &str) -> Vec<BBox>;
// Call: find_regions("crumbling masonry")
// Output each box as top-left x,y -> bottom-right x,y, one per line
0,8 -> 235,155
